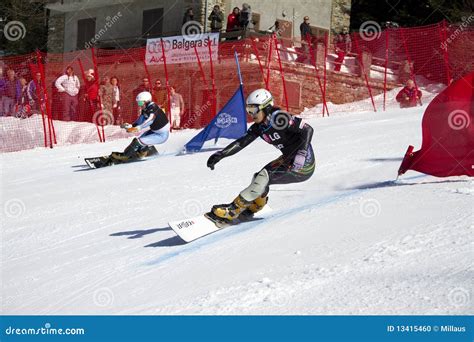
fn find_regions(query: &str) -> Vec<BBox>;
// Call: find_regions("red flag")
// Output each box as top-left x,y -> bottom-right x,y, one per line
398,71 -> 474,177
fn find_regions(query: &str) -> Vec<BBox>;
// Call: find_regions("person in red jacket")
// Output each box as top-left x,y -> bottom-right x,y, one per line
396,79 -> 422,108
226,7 -> 240,32
83,70 -> 99,122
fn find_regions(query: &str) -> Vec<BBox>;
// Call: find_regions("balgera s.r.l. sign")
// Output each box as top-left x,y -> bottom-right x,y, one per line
145,33 -> 219,65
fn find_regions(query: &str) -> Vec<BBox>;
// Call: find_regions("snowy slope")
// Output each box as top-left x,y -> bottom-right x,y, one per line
1,98 -> 472,315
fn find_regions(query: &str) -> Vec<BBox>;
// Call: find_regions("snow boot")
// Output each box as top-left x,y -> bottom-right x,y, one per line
212,195 -> 251,221
137,145 -> 158,159
112,138 -> 143,161
239,196 -> 268,220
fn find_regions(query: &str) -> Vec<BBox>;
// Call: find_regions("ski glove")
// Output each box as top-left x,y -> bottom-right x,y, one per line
120,123 -> 132,129
126,126 -> 139,133
207,151 -> 224,170
292,150 -> 307,172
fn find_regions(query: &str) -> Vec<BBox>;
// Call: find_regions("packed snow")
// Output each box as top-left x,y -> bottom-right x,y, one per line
1,89 -> 472,315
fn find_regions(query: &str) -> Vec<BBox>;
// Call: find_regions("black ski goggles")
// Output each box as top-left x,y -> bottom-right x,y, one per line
246,104 -> 261,117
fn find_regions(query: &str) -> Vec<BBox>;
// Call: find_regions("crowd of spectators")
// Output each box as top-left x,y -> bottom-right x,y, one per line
182,3 -> 254,35
0,63 -> 189,127
0,5 -> 422,124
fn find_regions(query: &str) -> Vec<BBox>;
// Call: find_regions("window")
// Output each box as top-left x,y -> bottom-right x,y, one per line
77,18 -> 96,50
142,8 -> 164,37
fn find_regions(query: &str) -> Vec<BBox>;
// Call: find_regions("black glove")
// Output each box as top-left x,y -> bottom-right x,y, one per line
207,151 -> 223,170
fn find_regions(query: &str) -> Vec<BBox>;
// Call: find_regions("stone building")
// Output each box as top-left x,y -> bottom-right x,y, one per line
45,0 -> 351,52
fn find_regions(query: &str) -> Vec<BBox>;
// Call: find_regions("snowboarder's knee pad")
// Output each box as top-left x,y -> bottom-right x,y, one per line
240,169 -> 270,202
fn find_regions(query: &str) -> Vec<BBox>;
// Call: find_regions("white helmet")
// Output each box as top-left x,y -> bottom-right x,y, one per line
136,91 -> 152,106
246,89 -> 273,116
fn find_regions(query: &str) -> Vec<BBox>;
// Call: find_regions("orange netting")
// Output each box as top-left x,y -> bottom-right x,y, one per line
0,21 -> 472,153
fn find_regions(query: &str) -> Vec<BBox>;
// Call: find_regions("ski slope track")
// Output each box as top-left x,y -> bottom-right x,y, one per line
1,92 -> 472,315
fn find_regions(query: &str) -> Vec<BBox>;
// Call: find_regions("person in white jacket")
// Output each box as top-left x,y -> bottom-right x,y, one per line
55,66 -> 80,121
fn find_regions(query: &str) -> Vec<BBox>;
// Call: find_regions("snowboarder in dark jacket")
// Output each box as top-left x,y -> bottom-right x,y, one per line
207,89 -> 315,222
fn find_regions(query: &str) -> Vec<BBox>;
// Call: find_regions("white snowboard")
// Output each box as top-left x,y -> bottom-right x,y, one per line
168,206 -> 272,243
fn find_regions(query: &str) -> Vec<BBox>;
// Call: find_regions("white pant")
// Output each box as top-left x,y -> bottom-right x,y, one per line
138,123 -> 170,145
171,107 -> 180,128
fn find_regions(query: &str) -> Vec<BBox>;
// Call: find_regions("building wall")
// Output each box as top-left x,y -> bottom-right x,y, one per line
47,12 -> 66,53
47,0 -> 351,52
50,0 -> 191,52
331,0 -> 351,33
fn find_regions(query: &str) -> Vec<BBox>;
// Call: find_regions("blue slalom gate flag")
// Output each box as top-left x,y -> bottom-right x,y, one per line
184,85 -> 247,152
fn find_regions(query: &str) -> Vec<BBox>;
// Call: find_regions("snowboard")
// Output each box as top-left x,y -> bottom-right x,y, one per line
84,147 -> 158,169
168,206 -> 272,243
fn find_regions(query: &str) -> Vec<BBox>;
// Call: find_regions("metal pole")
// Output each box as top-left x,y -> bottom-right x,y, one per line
204,0 -> 208,33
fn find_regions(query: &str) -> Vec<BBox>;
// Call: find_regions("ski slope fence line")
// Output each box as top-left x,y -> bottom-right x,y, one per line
1,21 -> 473,153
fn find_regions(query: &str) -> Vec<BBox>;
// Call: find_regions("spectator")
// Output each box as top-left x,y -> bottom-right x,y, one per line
0,66 -> 5,116
27,72 -> 46,113
55,66 -> 80,121
83,70 -> 99,122
269,21 -> 281,36
208,5 -> 224,33
226,7 -> 241,32
2,68 -> 21,116
100,75 -> 114,115
396,80 -> 422,108
153,79 -> 168,112
169,86 -> 184,129
110,76 -> 122,125
333,28 -> 352,72
16,77 -> 31,119
240,3 -> 253,31
299,16 -> 312,61
133,77 -> 152,114
300,16 -> 312,41
182,8 -> 194,26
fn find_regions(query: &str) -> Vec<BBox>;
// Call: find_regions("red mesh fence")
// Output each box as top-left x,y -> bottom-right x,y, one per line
1,21 -> 472,153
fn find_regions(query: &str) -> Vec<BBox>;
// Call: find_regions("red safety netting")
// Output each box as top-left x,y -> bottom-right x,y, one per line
1,21 -> 473,153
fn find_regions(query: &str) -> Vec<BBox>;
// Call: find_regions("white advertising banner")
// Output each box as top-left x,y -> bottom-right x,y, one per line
145,33 -> 219,65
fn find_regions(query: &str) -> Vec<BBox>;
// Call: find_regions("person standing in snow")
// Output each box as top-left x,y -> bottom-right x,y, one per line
207,89 -> 315,223
55,66 -> 80,121
396,80 -> 422,108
